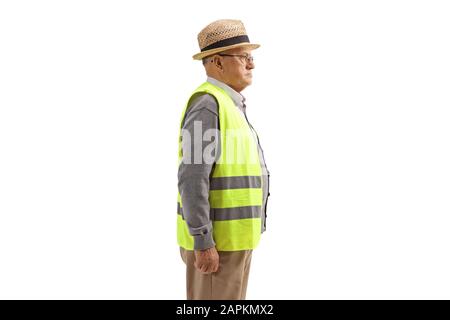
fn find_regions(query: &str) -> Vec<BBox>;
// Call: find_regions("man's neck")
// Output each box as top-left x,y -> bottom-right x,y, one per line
206,76 -> 246,109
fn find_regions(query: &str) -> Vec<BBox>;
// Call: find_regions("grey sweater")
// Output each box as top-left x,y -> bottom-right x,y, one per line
178,77 -> 270,250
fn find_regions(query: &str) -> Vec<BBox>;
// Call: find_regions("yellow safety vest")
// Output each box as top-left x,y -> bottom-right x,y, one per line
177,81 -> 263,251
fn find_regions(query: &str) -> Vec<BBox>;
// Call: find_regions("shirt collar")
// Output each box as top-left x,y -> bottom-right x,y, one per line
207,76 -> 246,109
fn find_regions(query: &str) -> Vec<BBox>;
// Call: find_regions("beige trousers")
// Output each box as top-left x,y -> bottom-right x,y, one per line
180,247 -> 253,300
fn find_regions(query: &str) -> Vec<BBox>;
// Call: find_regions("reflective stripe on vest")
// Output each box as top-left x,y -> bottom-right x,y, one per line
210,175 -> 261,190
177,82 -> 263,251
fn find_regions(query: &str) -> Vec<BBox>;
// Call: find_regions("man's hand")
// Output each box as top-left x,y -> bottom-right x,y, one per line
194,247 -> 219,274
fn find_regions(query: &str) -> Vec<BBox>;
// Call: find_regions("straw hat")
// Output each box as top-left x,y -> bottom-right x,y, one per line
193,19 -> 260,60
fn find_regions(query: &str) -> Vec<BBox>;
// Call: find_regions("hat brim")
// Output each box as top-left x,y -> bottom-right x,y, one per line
193,42 -> 260,60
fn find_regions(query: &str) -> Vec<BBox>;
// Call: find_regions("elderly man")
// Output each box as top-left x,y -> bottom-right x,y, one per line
177,19 -> 270,300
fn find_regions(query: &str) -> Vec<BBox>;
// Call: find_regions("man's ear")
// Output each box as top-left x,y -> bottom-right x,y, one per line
213,55 -> 223,71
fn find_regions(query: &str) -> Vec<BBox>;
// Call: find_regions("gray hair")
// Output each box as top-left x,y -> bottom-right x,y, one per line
202,57 -> 210,65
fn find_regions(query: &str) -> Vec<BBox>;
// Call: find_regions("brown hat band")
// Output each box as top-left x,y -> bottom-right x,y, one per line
201,35 -> 250,52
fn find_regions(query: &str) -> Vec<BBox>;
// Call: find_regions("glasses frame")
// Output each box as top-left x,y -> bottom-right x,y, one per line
217,53 -> 254,64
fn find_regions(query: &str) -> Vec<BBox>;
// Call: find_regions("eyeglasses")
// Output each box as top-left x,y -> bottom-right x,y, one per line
217,53 -> 254,64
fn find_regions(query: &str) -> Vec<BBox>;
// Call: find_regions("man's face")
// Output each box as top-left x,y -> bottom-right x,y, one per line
216,47 -> 255,92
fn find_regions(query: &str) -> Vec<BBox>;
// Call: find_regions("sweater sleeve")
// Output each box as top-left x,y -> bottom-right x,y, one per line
178,93 -> 221,250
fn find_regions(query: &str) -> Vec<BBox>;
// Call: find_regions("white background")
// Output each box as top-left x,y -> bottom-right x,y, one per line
1,0 -> 449,299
